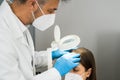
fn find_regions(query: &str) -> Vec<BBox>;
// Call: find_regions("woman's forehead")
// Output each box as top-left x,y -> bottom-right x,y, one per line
75,64 -> 85,71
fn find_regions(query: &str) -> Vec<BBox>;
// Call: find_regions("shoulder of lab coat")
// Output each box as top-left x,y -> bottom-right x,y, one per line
34,68 -> 61,80
0,13 -> 61,80
0,1 -> 61,80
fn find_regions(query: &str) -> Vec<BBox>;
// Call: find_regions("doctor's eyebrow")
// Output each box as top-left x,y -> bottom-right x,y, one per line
61,0 -> 68,1
47,8 -> 58,13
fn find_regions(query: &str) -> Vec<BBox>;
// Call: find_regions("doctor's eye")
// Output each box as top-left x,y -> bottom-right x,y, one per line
47,8 -> 57,14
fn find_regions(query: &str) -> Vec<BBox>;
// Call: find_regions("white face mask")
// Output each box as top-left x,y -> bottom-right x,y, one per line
65,73 -> 83,80
32,0 -> 56,31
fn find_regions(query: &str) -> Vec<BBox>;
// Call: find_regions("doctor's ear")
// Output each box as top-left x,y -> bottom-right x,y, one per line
26,0 -> 38,12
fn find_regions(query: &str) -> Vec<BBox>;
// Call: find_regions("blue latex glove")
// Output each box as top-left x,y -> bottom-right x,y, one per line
52,47 -> 78,60
54,53 -> 80,76
52,49 -> 66,60
65,47 -> 78,52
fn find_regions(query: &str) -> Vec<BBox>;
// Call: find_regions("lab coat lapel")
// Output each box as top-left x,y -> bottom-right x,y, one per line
1,0 -> 29,47
4,15 -> 29,47
1,0 -> 35,76
25,29 -> 35,55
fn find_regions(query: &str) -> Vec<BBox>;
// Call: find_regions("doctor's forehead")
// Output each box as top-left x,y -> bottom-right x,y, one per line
37,0 -> 70,5
18,0 -> 70,4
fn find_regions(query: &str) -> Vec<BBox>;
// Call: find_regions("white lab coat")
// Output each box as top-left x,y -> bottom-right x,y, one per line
0,0 -> 61,80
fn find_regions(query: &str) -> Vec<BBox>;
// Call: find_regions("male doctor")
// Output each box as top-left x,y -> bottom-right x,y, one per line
0,0 -> 80,80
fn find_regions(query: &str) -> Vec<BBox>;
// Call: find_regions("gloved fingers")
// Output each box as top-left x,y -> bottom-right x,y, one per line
72,62 -> 80,68
74,62 -> 80,67
71,54 -> 80,58
52,49 -> 69,60
72,58 -> 80,63
61,51 -> 69,55
64,47 -> 78,52
53,49 -> 68,55
52,49 -> 59,52
62,52 -> 73,57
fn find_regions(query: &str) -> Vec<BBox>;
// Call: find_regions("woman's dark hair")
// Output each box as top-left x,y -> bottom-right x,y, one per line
72,47 -> 97,80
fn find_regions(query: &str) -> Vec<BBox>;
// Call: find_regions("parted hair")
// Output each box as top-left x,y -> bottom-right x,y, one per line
72,48 -> 97,80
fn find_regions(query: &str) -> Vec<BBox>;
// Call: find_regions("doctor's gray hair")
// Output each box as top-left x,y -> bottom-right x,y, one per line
18,0 -> 69,4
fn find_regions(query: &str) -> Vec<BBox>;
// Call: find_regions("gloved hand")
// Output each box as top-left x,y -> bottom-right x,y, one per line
54,53 -> 80,76
65,47 -> 78,52
52,47 -> 78,60
52,49 -> 66,60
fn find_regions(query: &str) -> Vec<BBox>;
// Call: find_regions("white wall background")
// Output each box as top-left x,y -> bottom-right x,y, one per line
35,0 -> 120,80
1,0 -> 120,80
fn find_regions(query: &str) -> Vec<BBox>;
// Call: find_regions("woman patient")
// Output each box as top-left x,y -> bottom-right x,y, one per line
65,47 -> 97,80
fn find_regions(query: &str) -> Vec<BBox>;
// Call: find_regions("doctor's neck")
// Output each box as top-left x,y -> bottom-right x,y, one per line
10,0 -> 34,25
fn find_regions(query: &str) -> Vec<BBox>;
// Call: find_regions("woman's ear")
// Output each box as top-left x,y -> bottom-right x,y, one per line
86,68 -> 92,78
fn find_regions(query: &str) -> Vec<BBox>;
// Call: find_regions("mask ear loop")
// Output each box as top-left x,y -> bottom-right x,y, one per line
34,0 -> 45,15
32,11 -> 36,20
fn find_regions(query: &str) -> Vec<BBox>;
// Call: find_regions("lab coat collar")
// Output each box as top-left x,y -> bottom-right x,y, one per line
1,0 -> 28,39
0,0 -> 30,46
13,14 -> 28,33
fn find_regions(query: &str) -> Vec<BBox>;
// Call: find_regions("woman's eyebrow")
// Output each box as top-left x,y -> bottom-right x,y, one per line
73,66 -> 80,70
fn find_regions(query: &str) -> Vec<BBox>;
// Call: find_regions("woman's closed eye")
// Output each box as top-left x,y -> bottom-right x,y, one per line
73,67 -> 80,72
